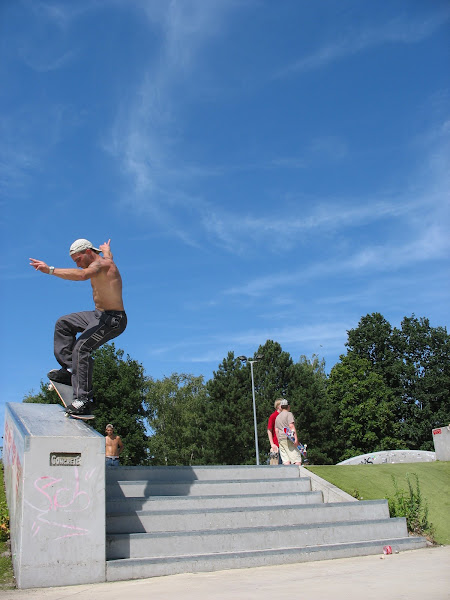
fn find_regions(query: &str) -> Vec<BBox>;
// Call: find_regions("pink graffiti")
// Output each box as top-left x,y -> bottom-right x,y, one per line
34,468 -> 90,511
32,516 -> 89,540
4,421 -> 23,501
25,466 -> 94,541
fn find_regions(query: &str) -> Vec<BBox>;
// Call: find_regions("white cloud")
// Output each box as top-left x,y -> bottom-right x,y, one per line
15,1 -> 96,72
204,109 -> 450,257
201,193 -> 419,256
149,320 -> 350,366
106,1 -> 240,237
277,8 -> 450,76
229,322 -> 346,347
21,49 -> 79,73
105,3 -> 449,264
0,102 -> 84,195
223,198 -> 449,300
143,0 -> 233,71
0,146 -> 38,195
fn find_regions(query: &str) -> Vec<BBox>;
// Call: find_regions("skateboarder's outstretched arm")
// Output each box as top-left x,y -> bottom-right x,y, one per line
29,238 -> 114,278
29,257 -> 103,281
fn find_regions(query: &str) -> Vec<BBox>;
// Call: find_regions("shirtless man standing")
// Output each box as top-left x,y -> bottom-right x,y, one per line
30,238 -> 127,416
105,424 -> 124,467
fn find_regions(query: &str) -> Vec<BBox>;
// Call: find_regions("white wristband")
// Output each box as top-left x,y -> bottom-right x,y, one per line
49,266 -> 55,275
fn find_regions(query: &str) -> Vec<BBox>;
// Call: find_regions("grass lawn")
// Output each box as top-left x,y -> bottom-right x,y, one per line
306,462 -> 450,545
0,465 -> 14,590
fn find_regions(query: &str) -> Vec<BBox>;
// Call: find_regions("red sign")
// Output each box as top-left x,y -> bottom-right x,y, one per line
433,429 -> 442,435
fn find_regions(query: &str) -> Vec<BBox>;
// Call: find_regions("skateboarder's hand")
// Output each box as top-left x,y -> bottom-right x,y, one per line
99,239 -> 112,257
29,258 -> 50,274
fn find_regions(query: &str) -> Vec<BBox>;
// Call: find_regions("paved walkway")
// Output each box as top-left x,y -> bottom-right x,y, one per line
2,546 -> 449,600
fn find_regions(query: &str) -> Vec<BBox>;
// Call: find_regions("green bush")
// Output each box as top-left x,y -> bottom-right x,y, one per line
0,500 -> 9,542
387,473 -> 434,541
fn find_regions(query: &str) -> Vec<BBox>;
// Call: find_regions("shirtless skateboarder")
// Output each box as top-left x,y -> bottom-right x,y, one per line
30,238 -> 127,416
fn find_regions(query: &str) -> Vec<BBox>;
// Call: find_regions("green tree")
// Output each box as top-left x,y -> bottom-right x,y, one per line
392,316 -> 450,450
327,353 -> 405,462
145,373 -> 208,465
344,312 -> 450,452
24,344 -> 149,465
204,352 -> 254,464
346,312 -> 399,389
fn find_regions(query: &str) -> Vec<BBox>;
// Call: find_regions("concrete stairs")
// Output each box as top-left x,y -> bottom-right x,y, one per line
105,465 -> 427,582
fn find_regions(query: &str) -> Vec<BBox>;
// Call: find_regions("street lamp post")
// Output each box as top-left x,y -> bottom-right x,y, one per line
238,354 -> 263,466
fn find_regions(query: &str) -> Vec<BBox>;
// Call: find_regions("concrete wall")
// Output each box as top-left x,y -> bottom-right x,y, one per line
3,403 -> 106,588
337,450 -> 436,465
432,425 -> 450,461
299,466 -> 358,503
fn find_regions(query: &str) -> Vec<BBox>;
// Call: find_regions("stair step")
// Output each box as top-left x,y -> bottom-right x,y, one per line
106,491 -> 323,514
106,536 -> 427,582
106,499 -> 390,534
107,477 -> 311,498
106,465 -> 301,482
106,518 -> 409,559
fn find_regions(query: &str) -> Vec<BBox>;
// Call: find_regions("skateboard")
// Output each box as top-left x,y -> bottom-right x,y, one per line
284,427 -> 307,457
48,380 -> 95,420
269,449 -> 279,465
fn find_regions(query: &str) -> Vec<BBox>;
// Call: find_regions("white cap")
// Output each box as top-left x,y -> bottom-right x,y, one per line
69,239 -> 100,255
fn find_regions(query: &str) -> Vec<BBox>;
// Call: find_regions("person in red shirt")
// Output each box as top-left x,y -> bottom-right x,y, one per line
267,398 -> 282,465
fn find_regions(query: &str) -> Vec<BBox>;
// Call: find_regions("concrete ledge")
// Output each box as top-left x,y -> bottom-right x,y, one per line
299,466 -> 357,503
3,403 -> 106,588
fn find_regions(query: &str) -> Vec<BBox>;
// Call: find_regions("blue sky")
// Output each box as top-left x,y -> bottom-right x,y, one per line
1,1 -> 449,435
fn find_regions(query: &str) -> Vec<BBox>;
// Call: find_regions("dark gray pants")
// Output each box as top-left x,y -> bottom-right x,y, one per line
54,309 -> 127,401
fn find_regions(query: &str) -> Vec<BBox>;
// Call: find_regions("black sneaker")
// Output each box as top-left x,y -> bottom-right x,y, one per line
48,368 -> 72,385
65,399 -> 91,415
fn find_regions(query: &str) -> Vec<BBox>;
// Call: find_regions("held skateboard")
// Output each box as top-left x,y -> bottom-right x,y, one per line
284,427 -> 307,457
269,449 -> 279,465
48,380 -> 95,420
